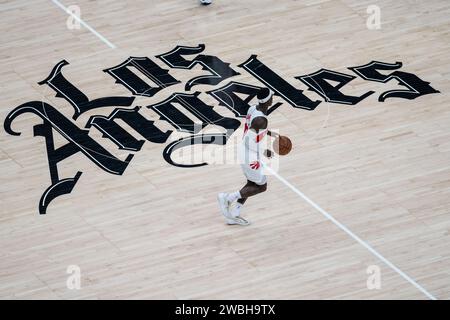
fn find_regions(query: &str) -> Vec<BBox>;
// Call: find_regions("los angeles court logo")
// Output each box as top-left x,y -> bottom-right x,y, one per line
3,44 -> 439,214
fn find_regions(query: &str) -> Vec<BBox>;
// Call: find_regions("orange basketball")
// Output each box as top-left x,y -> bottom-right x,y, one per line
273,135 -> 292,155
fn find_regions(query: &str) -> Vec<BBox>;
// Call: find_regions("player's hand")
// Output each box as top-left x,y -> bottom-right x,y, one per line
264,149 -> 274,158
268,130 -> 279,138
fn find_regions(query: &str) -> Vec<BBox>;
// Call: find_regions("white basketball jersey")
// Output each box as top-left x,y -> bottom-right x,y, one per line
240,105 -> 268,163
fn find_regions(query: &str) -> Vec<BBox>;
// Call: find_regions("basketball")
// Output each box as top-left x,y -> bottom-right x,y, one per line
273,135 -> 292,155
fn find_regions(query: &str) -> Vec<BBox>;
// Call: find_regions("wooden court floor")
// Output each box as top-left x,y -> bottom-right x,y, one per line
0,0 -> 449,299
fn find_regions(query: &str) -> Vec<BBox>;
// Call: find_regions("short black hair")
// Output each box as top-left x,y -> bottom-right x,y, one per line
257,87 -> 271,100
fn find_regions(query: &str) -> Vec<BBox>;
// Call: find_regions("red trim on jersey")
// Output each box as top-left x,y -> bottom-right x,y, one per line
243,114 -> 251,135
255,130 -> 267,143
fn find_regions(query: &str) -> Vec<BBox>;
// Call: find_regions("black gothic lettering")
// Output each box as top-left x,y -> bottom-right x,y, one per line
296,69 -> 374,105
39,60 -> 135,119
349,61 -> 440,101
147,92 -> 241,133
156,44 -> 240,90
3,46 -> 440,216
86,106 -> 172,151
4,101 -> 133,214
207,81 -> 263,117
163,133 -> 229,168
239,55 -> 321,110
104,56 -> 181,97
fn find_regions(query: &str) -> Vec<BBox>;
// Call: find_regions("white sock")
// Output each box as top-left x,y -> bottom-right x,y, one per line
230,203 -> 243,218
227,191 -> 241,203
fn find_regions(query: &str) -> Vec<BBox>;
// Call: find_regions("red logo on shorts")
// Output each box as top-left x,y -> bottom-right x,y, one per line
250,161 -> 260,170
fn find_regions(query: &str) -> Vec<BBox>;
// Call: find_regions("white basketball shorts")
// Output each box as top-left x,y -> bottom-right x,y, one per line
240,160 -> 267,185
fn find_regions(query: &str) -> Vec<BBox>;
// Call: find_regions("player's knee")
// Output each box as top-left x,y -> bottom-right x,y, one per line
259,183 -> 267,192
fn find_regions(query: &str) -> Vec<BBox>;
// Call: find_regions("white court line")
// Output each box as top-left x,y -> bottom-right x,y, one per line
50,0 -> 434,299
264,164 -> 437,300
51,0 -> 116,49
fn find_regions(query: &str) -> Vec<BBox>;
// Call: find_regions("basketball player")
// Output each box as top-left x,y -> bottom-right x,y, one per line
217,88 -> 277,226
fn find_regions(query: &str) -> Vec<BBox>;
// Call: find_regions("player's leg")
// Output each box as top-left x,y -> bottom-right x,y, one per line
223,181 -> 249,218
217,162 -> 267,225
236,179 -> 267,205
228,181 -> 266,218
218,192 -> 250,225
237,163 -> 268,201
226,179 -> 266,210
239,180 -> 267,198
237,196 -> 247,205
218,189 -> 250,226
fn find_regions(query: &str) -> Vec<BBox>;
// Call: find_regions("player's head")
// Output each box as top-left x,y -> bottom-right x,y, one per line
257,88 -> 273,108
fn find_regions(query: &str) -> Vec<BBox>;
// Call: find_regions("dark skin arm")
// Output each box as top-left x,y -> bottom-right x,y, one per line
267,130 -> 279,138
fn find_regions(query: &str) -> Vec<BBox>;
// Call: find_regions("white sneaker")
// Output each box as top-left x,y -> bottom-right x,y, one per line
226,216 -> 251,226
217,193 -> 232,219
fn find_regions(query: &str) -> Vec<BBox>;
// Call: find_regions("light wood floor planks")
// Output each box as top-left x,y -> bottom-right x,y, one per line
0,0 -> 449,299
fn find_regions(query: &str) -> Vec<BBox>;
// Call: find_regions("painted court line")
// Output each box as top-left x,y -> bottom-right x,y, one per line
51,0 -> 116,49
264,164 -> 437,300
48,0 -> 435,299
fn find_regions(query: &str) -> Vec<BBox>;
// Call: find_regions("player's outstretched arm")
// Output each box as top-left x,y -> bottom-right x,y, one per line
267,130 -> 279,138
